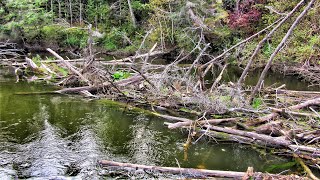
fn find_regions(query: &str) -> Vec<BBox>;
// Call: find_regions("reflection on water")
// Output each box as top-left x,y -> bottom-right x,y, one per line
207,66 -> 318,91
0,68 -> 295,178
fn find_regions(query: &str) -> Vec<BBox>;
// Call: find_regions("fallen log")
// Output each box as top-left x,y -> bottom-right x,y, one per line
25,57 -> 39,70
165,115 -> 320,154
46,48 -> 91,85
268,89 -> 320,96
168,118 -> 238,129
99,160 -> 300,179
203,125 -> 320,154
56,75 -> 144,94
252,97 -> 320,125
289,97 -> 320,110
153,113 -> 192,122
194,127 -> 320,158
288,145 -> 320,154
40,58 -> 104,63
204,124 -> 290,147
255,121 -> 285,136
270,107 -> 319,118
106,50 -> 167,63
197,128 -> 285,147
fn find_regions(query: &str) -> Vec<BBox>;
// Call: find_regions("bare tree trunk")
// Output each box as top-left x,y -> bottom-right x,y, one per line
237,0 -> 305,85
95,14 -> 98,29
57,0 -> 61,19
249,0 -> 316,103
69,0 -> 73,26
79,0 -> 83,25
50,0 -> 53,21
127,0 -> 137,28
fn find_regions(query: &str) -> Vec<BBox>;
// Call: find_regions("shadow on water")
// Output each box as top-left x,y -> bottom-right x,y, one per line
0,67 -> 313,179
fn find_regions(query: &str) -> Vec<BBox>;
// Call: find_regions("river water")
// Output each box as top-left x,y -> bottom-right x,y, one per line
0,67 -> 308,179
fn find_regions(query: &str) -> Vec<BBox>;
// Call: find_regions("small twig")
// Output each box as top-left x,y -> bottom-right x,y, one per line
209,64 -> 227,93
309,107 -> 320,119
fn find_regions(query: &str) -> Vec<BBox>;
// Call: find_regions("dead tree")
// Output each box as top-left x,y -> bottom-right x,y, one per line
127,0 -> 137,28
237,0 -> 306,85
249,0 -> 316,102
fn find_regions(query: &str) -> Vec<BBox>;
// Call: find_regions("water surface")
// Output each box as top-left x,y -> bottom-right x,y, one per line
0,68 -> 297,179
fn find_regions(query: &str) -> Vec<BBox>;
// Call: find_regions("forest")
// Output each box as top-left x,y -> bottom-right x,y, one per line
0,0 -> 320,179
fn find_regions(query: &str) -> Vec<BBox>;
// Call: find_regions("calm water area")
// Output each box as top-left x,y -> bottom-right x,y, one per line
0,66 -> 317,179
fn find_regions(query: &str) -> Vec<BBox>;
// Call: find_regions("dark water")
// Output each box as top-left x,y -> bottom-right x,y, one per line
0,68 -> 302,179
208,65 -> 319,91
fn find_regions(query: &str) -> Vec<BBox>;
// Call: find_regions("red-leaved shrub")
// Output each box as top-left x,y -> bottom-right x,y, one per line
228,0 -> 262,32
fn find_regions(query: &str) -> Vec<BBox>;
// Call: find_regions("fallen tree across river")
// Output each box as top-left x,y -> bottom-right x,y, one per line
99,160 -> 301,179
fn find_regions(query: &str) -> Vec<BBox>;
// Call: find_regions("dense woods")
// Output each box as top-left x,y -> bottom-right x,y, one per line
1,0 -> 320,179
0,0 -> 319,64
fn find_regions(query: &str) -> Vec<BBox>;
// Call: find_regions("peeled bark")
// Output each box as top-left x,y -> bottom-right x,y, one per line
168,118 -> 238,129
46,48 -> 91,85
25,57 -> 39,70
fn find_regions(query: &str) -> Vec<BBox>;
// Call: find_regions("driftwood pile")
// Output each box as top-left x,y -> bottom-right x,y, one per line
1,41 -> 319,179
1,1 -> 319,177
0,41 -> 23,58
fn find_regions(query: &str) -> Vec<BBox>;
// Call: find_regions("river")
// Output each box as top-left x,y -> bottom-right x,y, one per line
0,67 -> 310,179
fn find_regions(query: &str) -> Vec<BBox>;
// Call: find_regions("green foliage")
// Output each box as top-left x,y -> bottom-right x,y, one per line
63,28 -> 88,48
252,98 -> 262,109
251,0 -> 320,64
57,67 -> 68,77
262,42 -> 273,57
132,1 -> 151,11
1,0 -> 52,41
31,55 -> 42,66
86,0 -> 111,26
112,71 -> 131,80
1,0 -> 319,65
99,28 -> 122,50
98,23 -> 139,51
41,25 -> 63,41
